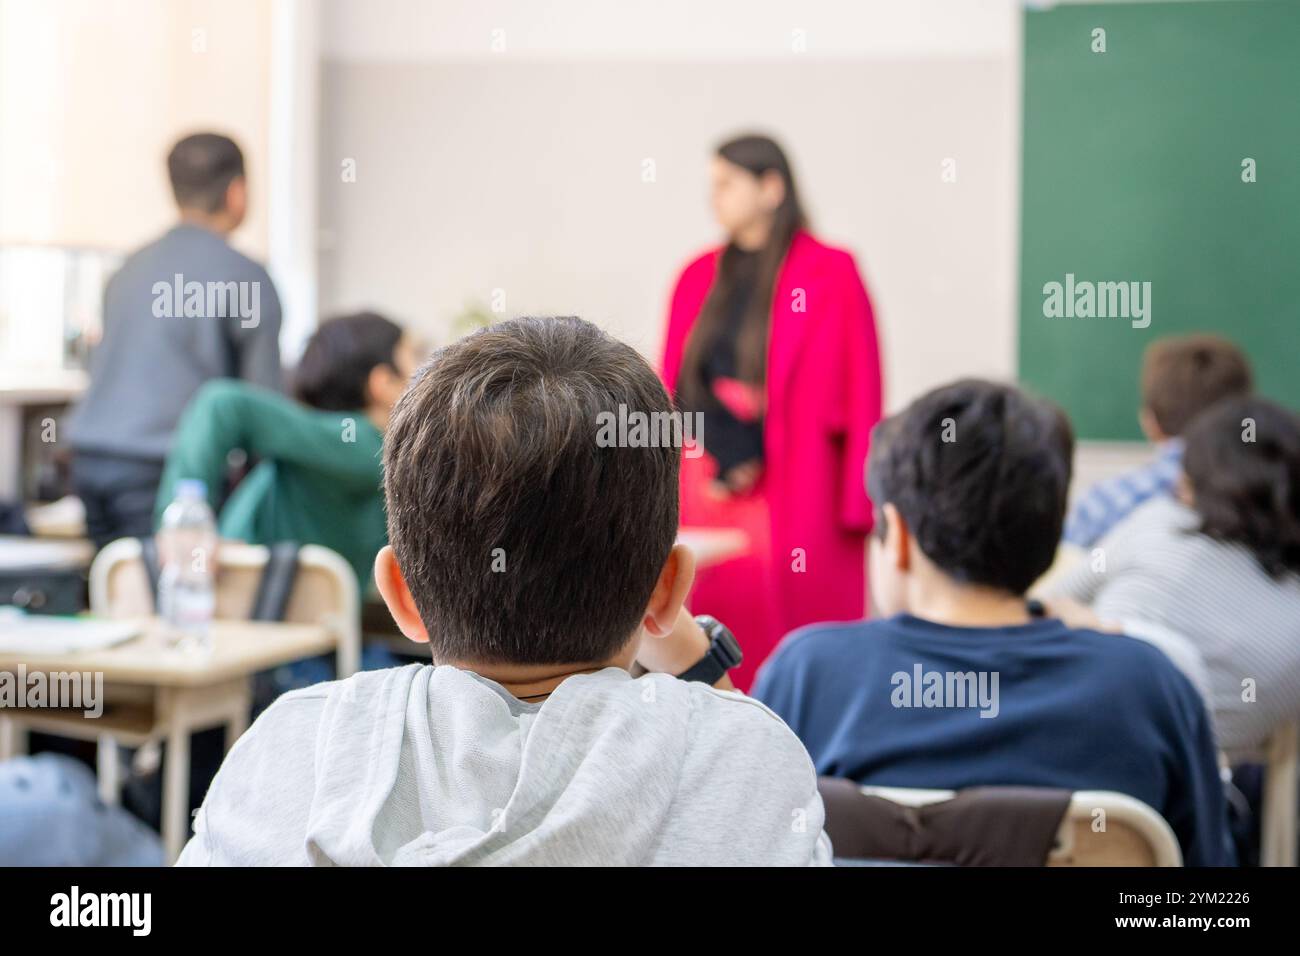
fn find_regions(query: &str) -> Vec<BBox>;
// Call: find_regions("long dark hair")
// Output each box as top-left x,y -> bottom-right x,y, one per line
1183,396 -> 1300,578
293,311 -> 403,411
677,134 -> 806,408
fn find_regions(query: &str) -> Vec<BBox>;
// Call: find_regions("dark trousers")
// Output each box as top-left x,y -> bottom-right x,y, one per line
70,451 -> 165,551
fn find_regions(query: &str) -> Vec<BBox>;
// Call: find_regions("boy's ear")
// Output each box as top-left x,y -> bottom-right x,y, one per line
1138,407 -> 1167,443
882,502 -> 911,573
223,176 -> 248,224
367,363 -> 397,410
374,545 -> 429,644
642,544 -> 696,638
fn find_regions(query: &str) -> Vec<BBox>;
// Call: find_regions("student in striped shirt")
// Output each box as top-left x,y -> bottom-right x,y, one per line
1064,335 -> 1252,548
1053,396 -> 1300,759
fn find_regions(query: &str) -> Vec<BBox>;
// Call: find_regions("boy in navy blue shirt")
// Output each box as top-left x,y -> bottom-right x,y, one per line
753,379 -> 1233,866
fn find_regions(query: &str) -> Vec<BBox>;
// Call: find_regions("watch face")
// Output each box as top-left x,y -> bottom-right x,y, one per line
693,615 -> 743,670
717,631 -> 744,668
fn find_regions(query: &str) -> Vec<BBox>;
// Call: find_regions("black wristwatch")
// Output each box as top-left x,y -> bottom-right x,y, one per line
675,615 -> 743,684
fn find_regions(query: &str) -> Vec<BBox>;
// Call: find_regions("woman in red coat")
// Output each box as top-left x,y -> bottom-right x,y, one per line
661,134 -> 883,691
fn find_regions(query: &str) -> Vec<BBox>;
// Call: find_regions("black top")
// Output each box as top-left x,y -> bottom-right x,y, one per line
688,250 -> 765,479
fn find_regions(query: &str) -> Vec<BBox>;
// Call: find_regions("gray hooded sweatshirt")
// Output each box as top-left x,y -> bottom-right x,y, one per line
177,663 -> 833,866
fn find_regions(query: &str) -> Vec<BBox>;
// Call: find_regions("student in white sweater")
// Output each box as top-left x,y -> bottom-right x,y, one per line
177,317 -> 831,866
1053,396 -> 1300,759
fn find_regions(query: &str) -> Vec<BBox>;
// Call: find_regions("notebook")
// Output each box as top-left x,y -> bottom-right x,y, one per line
0,615 -> 140,655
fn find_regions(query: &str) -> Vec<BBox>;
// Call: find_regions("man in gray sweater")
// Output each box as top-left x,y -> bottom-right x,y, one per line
67,132 -> 282,549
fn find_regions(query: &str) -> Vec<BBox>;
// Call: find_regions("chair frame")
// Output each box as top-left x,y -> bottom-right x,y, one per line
1260,719 -> 1299,867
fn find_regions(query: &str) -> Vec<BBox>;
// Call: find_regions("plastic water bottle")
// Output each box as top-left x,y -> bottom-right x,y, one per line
157,478 -> 217,654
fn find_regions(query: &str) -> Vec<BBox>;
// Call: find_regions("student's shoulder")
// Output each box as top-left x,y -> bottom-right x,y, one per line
677,680 -> 817,766
766,619 -> 880,672
253,665 -> 431,738
675,247 -> 721,287
180,380 -> 298,431
178,229 -> 279,294
1066,625 -> 1201,700
108,233 -> 174,288
234,680 -> 336,753
191,377 -> 290,408
194,682 -> 334,842
189,377 -> 253,406
791,232 -> 864,280
1092,493 -> 1196,555
191,231 -> 272,279
1063,622 -> 1165,659
1120,491 -> 1193,530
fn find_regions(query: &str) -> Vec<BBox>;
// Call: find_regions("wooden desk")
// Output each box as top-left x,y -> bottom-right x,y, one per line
0,535 -> 95,614
0,617 -> 335,862
0,535 -> 94,572
0,369 -> 87,501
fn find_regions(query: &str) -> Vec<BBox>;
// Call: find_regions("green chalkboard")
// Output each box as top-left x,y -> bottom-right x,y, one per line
1018,0 -> 1300,439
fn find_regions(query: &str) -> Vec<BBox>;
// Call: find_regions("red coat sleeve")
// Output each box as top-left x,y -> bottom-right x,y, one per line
834,254 -> 883,533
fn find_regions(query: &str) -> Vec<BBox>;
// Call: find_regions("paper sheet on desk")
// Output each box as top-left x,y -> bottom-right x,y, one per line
0,537 -> 93,570
0,616 -> 140,655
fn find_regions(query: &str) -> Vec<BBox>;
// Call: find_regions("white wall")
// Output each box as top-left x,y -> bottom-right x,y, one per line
0,0 -> 273,257
317,0 -> 1023,412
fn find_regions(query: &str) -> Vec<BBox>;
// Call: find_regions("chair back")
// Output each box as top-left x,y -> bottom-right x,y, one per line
818,778 -> 1182,867
89,537 -> 360,677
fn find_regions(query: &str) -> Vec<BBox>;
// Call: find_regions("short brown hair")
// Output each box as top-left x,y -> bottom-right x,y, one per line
1140,334 -> 1253,437
382,316 -> 680,665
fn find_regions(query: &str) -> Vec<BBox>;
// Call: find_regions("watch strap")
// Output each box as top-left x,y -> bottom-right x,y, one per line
676,615 -> 742,684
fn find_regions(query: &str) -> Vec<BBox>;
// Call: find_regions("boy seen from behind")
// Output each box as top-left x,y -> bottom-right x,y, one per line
753,379 -> 1233,866
178,316 -> 830,866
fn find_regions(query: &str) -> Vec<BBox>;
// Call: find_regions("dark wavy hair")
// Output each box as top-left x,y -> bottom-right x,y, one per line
1182,396 -> 1300,579
292,311 -> 403,412
676,134 -> 806,408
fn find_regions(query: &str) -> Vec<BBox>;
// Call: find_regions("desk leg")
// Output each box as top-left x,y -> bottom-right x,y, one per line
163,715 -> 192,864
97,735 -> 121,806
226,692 -> 251,750
0,404 -> 21,501
157,681 -> 248,863
0,715 -> 28,760
1261,721 -> 1299,868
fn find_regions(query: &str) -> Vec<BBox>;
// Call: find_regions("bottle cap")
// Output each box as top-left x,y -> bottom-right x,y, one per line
176,479 -> 208,500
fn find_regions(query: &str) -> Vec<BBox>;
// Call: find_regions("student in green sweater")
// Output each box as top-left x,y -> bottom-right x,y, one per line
155,311 -> 420,592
